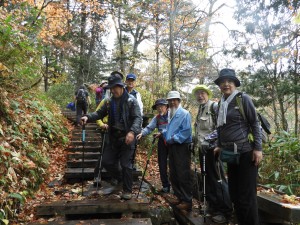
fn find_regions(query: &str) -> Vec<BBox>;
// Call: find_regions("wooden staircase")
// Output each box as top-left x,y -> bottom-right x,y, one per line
28,110 -> 151,225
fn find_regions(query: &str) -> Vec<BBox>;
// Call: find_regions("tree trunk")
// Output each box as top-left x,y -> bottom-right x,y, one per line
78,4 -> 87,87
155,13 -> 160,80
44,53 -> 49,92
117,6 -> 125,74
169,0 -> 176,90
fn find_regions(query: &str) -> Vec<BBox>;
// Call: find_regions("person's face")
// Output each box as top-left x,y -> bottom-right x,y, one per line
125,78 -> 135,89
219,78 -> 236,97
110,85 -> 124,98
167,98 -> 180,109
195,90 -> 209,104
156,104 -> 168,115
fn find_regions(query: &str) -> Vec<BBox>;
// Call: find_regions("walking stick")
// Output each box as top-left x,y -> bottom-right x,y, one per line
192,145 -> 202,215
96,130 -> 107,191
81,124 -> 86,196
137,138 -> 156,198
201,141 -> 210,223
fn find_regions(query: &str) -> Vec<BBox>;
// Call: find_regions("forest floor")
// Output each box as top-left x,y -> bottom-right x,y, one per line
13,122 -> 200,224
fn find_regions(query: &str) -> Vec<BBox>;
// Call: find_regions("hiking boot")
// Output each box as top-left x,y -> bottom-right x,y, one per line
160,186 -> 170,194
121,192 -> 132,200
176,202 -> 192,212
212,214 -> 227,224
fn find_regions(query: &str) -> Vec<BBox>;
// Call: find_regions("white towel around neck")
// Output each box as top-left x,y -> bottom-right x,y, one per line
217,90 -> 239,127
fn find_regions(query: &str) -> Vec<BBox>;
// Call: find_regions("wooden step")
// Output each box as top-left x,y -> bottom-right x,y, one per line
67,159 -> 98,168
71,136 -> 101,142
29,218 -> 152,225
67,152 -> 100,160
64,168 -> 142,180
72,131 -> 102,136
70,141 -> 101,147
36,198 -> 150,216
67,146 -> 100,152
257,192 -> 300,223
72,133 -> 102,138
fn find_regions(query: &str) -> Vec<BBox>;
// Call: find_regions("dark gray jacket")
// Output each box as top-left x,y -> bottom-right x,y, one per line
218,93 -> 262,153
86,92 -> 142,136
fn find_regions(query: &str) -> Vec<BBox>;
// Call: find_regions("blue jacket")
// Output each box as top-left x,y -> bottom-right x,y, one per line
163,106 -> 192,144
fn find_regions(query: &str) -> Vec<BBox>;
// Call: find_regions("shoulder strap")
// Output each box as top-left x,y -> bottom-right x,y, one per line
209,101 -> 217,126
236,92 -> 247,123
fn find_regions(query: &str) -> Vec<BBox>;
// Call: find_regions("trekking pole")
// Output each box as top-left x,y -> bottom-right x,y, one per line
96,130 -> 107,191
81,124 -> 86,196
201,142 -> 210,223
137,138 -> 156,198
192,146 -> 202,215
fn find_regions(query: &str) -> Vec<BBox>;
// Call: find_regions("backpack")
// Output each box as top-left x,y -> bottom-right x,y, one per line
95,87 -> 103,100
76,88 -> 87,104
236,92 -> 271,143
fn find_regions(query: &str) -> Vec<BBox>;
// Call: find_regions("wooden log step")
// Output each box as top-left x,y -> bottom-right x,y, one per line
64,168 -> 142,180
71,136 -> 101,142
71,132 -> 102,138
29,218 -> 152,225
67,152 -> 100,160
36,198 -> 150,216
67,146 -> 100,152
67,159 -> 98,168
257,192 -> 300,223
72,131 -> 101,135
70,141 -> 101,147
73,127 -> 100,132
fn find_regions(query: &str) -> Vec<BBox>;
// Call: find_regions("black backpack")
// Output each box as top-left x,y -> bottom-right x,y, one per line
76,89 -> 87,104
236,92 -> 271,143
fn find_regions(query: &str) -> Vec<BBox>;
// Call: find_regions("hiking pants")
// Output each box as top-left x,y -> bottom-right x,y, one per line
199,146 -> 232,216
168,143 -> 192,203
227,150 -> 259,225
76,102 -> 87,125
157,137 -> 170,188
102,134 -> 135,193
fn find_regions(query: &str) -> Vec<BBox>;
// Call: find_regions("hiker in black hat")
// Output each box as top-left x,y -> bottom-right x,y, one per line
213,68 -> 263,225
137,98 -> 170,193
192,85 -> 232,223
81,71 -> 142,200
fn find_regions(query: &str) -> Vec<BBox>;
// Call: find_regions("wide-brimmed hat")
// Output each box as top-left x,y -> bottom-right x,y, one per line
214,68 -> 240,87
192,85 -> 213,99
110,71 -> 124,80
106,73 -> 125,89
126,73 -> 136,80
166,91 -> 181,100
152,98 -> 168,110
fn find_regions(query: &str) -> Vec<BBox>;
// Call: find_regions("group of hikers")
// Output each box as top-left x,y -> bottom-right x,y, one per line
74,68 -> 263,225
